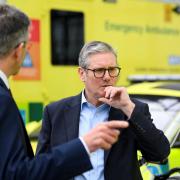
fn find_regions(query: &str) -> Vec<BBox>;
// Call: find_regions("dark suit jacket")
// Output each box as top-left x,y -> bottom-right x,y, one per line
0,78 -> 92,180
37,93 -> 170,180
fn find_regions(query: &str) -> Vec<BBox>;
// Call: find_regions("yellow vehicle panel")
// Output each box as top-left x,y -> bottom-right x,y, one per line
7,0 -> 180,123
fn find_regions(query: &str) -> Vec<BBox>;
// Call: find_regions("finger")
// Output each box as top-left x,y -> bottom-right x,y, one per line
97,123 -> 121,137
107,129 -> 120,138
106,121 -> 129,129
109,88 -> 120,99
98,97 -> 110,104
102,128 -> 120,141
110,87 -> 126,100
98,131 -> 119,147
93,134 -> 111,150
104,87 -> 112,99
101,132 -> 118,144
99,139 -> 112,150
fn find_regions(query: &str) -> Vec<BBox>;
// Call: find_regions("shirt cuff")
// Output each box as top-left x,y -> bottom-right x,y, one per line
79,137 -> 90,156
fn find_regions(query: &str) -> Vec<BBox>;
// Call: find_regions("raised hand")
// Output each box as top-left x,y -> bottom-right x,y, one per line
82,120 -> 129,152
99,86 -> 135,118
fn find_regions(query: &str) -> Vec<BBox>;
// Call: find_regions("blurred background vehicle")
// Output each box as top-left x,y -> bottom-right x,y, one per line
6,0 -> 180,124
127,80 -> 180,179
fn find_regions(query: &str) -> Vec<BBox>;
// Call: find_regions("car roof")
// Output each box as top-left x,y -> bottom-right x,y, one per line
127,82 -> 180,97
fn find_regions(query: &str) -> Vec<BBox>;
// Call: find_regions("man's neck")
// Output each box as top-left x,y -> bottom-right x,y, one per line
84,92 -> 104,107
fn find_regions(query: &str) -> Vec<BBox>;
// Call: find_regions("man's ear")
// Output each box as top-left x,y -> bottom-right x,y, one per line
13,42 -> 25,60
78,67 -> 86,82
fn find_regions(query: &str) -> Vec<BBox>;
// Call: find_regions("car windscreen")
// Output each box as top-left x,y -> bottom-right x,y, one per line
130,95 -> 180,146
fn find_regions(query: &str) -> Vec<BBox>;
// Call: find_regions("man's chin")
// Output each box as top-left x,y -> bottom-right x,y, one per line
95,92 -> 106,99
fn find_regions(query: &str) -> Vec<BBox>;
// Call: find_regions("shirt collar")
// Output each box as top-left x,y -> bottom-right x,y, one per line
81,90 -> 88,110
81,90 -> 110,110
0,70 -> 10,89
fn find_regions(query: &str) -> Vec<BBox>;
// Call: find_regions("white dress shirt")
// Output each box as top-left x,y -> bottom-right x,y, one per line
0,70 -> 9,89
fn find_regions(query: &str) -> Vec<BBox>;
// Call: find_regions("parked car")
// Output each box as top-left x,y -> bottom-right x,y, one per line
127,81 -> 180,179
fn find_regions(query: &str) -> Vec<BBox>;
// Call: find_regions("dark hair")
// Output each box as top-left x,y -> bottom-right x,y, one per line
0,4 -> 30,57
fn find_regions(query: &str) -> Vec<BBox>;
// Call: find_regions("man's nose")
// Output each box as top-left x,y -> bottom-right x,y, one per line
103,70 -> 111,80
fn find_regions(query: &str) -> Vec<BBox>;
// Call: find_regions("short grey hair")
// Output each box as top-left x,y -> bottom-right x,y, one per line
78,41 -> 117,68
0,4 -> 30,58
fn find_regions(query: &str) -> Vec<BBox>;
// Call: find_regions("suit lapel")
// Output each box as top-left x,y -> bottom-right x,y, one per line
0,77 -> 34,157
62,94 -> 127,166
0,77 -> 9,91
64,94 -> 82,141
104,107 -> 127,164
16,107 -> 34,157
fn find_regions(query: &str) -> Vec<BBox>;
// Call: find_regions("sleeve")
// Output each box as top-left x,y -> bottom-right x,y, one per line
128,101 -> 170,162
0,95 -> 92,180
36,106 -> 51,154
14,139 -> 92,180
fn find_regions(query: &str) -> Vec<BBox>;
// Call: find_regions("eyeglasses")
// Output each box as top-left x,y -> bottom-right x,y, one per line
14,41 -> 27,49
85,67 -> 121,78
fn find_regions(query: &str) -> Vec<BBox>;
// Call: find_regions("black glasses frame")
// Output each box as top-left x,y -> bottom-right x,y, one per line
84,67 -> 121,78
14,41 -> 27,49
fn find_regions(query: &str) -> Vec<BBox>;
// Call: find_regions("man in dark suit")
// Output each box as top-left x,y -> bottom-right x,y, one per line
0,5 -> 128,180
37,41 -> 170,180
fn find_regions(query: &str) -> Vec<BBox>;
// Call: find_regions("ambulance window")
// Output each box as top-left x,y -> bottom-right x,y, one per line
51,10 -> 84,65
